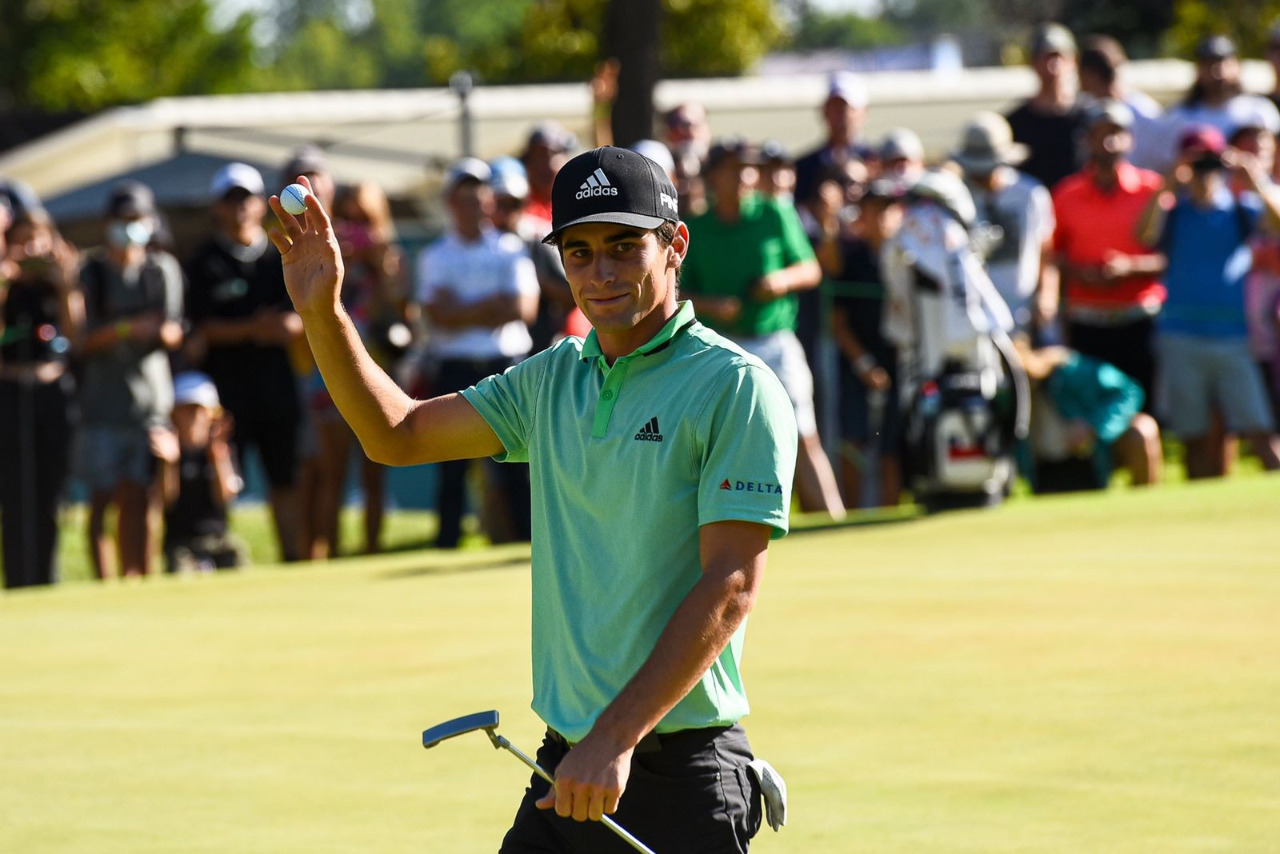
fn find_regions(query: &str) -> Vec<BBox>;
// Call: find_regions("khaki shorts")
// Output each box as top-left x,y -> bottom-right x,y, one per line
731,330 -> 817,436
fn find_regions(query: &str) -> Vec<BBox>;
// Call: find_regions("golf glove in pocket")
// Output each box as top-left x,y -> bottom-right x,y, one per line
746,758 -> 787,831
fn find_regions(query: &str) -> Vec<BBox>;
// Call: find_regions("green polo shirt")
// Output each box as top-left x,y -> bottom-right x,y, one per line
461,301 -> 797,743
682,193 -> 817,339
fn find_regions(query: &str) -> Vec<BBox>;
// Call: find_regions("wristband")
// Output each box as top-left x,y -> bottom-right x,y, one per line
854,353 -> 877,375
116,320 -> 132,340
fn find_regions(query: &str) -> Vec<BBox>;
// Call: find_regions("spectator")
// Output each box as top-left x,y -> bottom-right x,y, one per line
491,156 -> 577,354
758,140 -> 796,202
77,181 -> 185,580
1136,124 -> 1280,476
153,372 -> 248,573
1052,99 -> 1167,409
953,112 -> 1059,340
1005,23 -> 1088,191
185,163 -> 305,561
311,181 -> 407,556
1265,23 -> 1280,115
1234,123 -> 1280,423
794,72 -> 875,207
281,146 -> 335,561
0,177 -> 43,223
630,139 -> 678,183
683,140 -> 846,519
521,122 -> 577,236
879,128 -> 925,184
662,102 -> 711,218
414,158 -> 539,547
1161,35 -> 1280,173
1077,34 -> 1166,172
490,156 -> 537,242
0,207 -> 82,588
1018,343 -> 1163,492
818,178 -> 905,507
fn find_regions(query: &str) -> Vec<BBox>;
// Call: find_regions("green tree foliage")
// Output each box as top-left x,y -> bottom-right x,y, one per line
1165,0 -> 1280,59
661,0 -> 781,77
0,0 -> 258,110
782,4 -> 906,52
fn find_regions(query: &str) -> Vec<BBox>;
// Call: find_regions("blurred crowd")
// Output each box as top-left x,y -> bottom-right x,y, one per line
4,22 -> 1280,589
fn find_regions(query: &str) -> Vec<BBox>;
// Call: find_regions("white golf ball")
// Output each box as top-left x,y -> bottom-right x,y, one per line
280,183 -> 309,216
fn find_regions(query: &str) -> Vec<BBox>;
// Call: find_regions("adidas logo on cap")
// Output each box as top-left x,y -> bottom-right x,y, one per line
575,168 -> 619,200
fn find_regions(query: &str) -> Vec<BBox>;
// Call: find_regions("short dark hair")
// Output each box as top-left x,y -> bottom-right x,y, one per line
547,221 -> 678,249
1079,35 -> 1125,86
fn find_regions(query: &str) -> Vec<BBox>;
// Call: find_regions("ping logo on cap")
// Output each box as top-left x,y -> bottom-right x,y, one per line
660,192 -> 678,213
576,168 -> 619,200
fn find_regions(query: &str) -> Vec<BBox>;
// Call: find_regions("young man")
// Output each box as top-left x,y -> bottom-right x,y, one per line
794,72 -> 875,208
683,139 -> 846,519
413,158 -> 538,549
269,147 -> 795,852
1053,100 -> 1167,409
1137,124 -> 1280,476
185,163 -> 305,562
77,181 -> 185,580
953,111 -> 1059,340
1004,23 -> 1088,191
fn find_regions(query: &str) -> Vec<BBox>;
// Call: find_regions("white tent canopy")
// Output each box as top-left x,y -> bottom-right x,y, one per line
0,59 -> 1223,219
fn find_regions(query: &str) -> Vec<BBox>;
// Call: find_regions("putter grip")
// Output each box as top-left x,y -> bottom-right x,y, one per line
494,736 -> 657,854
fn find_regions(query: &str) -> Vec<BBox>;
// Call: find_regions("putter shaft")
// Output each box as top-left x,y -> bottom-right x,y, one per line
488,733 -> 657,854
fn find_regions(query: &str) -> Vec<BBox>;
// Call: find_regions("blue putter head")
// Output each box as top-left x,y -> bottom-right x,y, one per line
422,710 -> 501,749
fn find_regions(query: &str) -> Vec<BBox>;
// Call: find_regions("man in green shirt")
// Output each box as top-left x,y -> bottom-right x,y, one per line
684,140 -> 846,520
269,147 -> 796,852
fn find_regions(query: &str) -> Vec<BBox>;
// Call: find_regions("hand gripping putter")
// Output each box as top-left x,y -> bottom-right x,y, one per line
422,710 -> 657,854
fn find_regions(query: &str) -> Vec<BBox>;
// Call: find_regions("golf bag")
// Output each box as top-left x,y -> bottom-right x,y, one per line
881,177 -> 1029,511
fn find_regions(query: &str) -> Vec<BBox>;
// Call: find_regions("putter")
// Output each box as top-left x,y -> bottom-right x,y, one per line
422,710 -> 657,854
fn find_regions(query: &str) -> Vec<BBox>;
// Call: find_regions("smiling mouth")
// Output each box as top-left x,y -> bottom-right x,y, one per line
588,294 -> 629,306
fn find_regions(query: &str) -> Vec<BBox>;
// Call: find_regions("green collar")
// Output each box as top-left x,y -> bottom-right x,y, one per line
580,301 -> 697,365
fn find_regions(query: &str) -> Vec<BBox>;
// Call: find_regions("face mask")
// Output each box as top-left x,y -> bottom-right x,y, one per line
107,219 -> 154,248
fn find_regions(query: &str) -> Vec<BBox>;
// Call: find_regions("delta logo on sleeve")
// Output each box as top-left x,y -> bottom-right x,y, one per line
719,477 -> 783,494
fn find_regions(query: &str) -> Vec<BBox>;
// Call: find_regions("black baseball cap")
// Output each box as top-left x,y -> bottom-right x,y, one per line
543,146 -> 680,245
1196,34 -> 1236,61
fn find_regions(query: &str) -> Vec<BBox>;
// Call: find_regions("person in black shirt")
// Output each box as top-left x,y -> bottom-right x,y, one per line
185,163 -> 305,562
154,372 -> 248,573
0,207 -> 82,588
1005,23 -> 1088,191
794,72 -> 876,209
817,179 -> 906,508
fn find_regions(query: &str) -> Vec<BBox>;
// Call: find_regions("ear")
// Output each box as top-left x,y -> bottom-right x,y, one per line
668,222 -> 690,270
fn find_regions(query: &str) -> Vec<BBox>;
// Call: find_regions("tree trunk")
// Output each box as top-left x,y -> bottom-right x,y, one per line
604,0 -> 662,148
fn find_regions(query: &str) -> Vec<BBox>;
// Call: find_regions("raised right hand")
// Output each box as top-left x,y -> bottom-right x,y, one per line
268,175 -> 346,318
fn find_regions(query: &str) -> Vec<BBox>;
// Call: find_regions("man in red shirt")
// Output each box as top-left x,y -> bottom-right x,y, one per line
1052,99 -> 1167,407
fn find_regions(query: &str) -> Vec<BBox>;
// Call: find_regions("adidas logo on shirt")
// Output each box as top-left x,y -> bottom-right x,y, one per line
634,417 -> 664,442
575,168 -> 619,200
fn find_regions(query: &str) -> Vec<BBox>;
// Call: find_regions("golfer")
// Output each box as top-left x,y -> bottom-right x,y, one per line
269,147 -> 797,852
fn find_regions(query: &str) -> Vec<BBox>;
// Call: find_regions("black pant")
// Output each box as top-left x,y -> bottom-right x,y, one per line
1066,317 -> 1156,413
433,356 -> 528,549
0,375 -> 75,588
500,725 -> 762,854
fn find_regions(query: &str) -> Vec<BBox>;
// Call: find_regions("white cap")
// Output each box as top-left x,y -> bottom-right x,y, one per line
910,169 -> 977,228
173,372 -> 221,409
629,139 -> 677,176
210,162 -> 265,199
444,157 -> 492,190
827,71 -> 868,109
489,156 -> 530,199
880,128 -> 924,163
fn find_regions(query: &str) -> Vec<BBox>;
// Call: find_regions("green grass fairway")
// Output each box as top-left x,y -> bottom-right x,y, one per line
3,479 -> 1278,852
